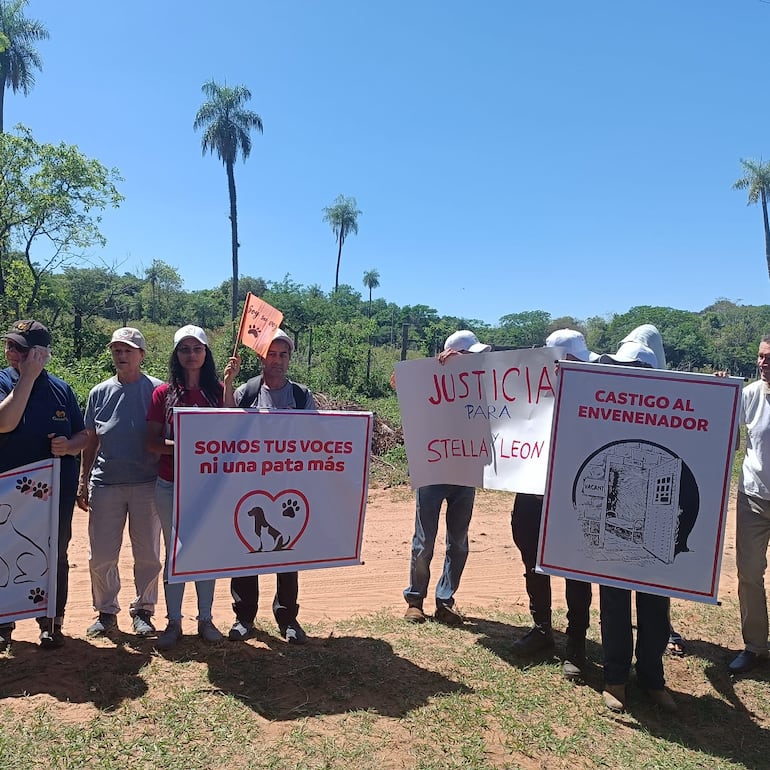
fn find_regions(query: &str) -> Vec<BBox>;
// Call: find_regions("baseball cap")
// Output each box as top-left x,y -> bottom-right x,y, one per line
173,325 -> 208,348
4,320 -> 51,349
545,329 -> 594,362
599,341 -> 657,368
444,330 -> 491,353
108,327 -> 146,351
269,328 -> 295,353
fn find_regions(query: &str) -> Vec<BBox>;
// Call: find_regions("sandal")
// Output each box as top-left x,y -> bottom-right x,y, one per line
667,631 -> 686,657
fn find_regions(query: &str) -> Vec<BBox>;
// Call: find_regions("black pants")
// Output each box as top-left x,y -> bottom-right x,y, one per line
230,572 -> 299,628
511,492 -> 592,637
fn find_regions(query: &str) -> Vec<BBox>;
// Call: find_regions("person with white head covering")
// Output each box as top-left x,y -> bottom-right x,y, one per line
146,325 -> 240,650
620,324 -> 666,369
510,329 -> 593,681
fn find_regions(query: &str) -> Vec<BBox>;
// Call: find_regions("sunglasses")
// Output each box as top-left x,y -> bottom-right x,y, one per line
4,341 -> 28,353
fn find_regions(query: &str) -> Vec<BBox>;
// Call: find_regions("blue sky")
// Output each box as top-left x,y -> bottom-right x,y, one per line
10,0 -> 770,325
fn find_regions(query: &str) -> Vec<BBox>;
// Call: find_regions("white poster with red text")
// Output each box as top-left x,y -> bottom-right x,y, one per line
537,362 -> 742,603
395,348 -> 558,493
169,409 -> 372,583
0,459 -> 59,623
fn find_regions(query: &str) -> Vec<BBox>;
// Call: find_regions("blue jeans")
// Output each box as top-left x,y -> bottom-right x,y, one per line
403,484 -> 475,609
599,585 -> 670,689
155,478 -> 215,622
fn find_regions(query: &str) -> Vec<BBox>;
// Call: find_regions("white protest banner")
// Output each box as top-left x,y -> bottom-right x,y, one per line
537,362 -> 742,603
169,409 -> 372,583
0,459 -> 59,623
395,348 -> 558,493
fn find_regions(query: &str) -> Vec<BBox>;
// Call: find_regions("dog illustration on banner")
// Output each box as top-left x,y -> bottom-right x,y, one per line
234,489 -> 310,553
0,500 -> 48,589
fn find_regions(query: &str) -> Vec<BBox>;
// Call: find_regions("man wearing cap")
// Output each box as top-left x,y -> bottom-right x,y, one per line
403,330 -> 491,626
510,329 -> 594,680
228,328 -> 315,645
0,320 -> 89,649
77,328 -> 164,639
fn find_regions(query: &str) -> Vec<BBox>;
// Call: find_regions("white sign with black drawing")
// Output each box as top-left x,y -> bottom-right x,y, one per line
0,459 -> 59,624
537,362 -> 742,603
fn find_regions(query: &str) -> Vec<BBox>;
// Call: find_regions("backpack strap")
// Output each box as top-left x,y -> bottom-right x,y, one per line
239,375 -> 310,410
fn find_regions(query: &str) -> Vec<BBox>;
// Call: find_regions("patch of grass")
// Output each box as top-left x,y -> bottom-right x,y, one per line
0,603 -> 768,769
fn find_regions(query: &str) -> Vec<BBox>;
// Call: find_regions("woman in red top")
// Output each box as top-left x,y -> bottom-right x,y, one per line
146,325 -> 239,650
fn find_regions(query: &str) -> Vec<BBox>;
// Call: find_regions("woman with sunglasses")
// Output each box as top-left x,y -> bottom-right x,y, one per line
0,320 -> 89,650
146,325 -> 240,650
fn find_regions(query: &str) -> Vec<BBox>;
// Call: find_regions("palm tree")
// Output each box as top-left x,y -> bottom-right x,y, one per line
0,0 -> 48,133
362,268 -> 380,318
323,194 -> 362,292
194,80 -> 262,322
734,158 -> 770,281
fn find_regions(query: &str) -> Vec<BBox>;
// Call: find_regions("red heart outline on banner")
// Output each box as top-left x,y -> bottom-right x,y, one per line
233,489 -> 310,554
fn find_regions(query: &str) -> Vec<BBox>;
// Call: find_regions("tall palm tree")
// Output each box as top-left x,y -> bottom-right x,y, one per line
194,80 -> 262,322
0,0 -> 48,133
362,268 -> 380,318
323,194 -> 361,292
734,158 -> 770,281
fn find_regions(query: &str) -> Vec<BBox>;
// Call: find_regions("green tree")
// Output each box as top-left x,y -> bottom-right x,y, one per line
362,268 -> 380,317
322,194 -> 361,292
194,80 -> 263,323
734,158 -> 770,281
0,126 -> 122,314
0,0 -> 48,133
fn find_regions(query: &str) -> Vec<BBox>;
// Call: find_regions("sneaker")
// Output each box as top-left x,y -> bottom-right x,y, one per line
728,649 -> 768,675
197,619 -> 223,643
86,612 -> 118,638
562,636 -> 586,681
434,604 -> 465,626
0,623 -> 13,651
512,625 -> 555,656
155,621 -> 183,651
39,620 -> 65,650
404,605 -> 427,624
228,619 -> 256,641
646,687 -> 677,713
131,610 -> 156,637
280,620 -> 308,645
602,683 -> 626,712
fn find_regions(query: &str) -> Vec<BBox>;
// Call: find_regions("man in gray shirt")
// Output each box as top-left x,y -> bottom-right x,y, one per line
78,328 -> 163,638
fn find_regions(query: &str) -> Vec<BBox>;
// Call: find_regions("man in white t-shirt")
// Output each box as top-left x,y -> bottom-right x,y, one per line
730,334 -> 770,674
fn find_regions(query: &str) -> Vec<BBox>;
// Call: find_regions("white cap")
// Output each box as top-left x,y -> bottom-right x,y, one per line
269,328 -> 294,353
108,327 -> 146,351
545,329 -> 593,362
599,341 -> 657,368
444,330 -> 491,353
173,325 -> 208,348
621,324 -> 666,369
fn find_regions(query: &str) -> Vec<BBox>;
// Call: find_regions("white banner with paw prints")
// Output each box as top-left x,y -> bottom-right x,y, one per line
168,408 -> 372,583
0,459 -> 60,623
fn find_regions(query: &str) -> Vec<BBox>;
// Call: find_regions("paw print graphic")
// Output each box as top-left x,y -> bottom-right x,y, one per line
15,476 -> 33,494
282,498 -> 300,519
32,481 -> 50,500
246,323 -> 262,338
29,588 -> 46,604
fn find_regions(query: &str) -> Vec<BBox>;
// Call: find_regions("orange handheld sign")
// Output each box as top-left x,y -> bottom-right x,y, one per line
237,293 -> 284,357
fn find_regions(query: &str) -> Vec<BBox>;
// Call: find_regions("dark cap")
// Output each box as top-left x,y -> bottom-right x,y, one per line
4,320 -> 51,349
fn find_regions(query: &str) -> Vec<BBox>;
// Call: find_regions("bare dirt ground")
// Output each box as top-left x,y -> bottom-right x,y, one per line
0,484 -> 743,726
